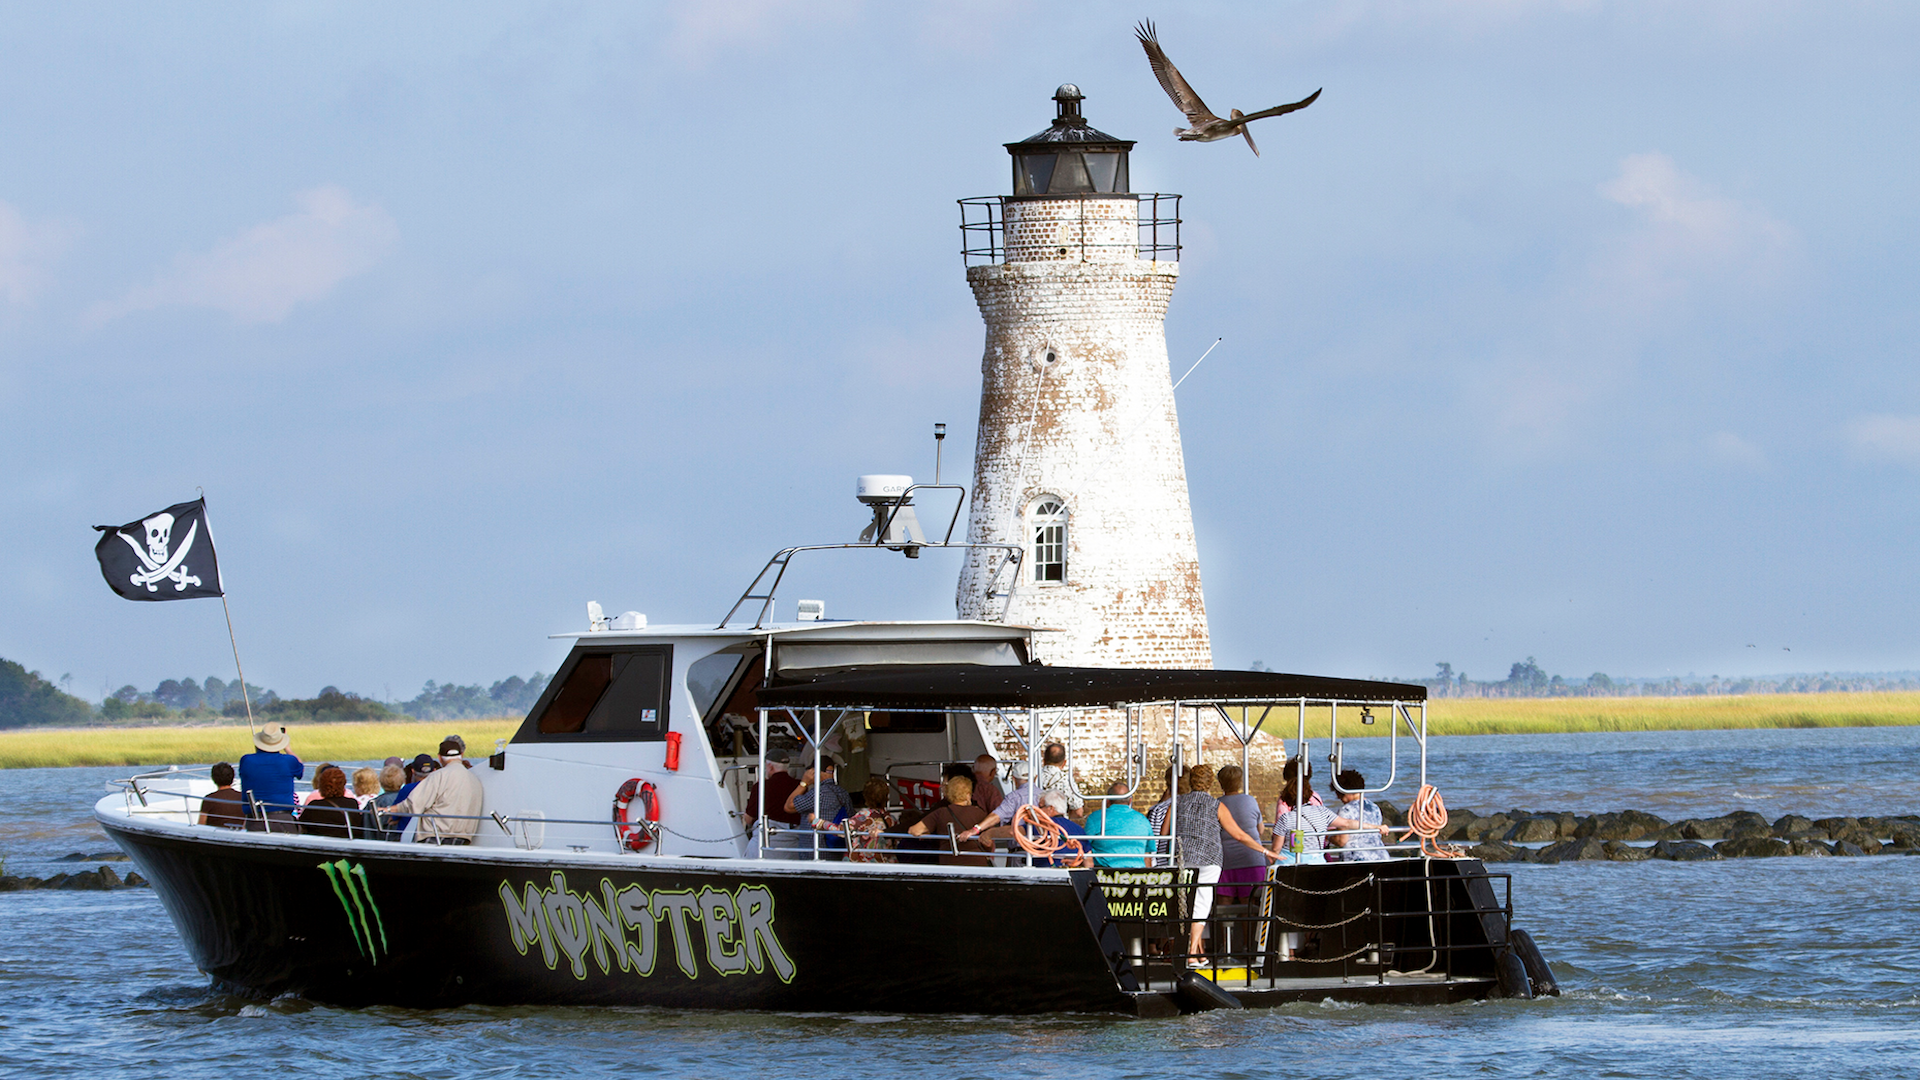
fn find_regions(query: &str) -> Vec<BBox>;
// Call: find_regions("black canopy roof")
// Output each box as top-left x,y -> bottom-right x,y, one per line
757,665 -> 1425,710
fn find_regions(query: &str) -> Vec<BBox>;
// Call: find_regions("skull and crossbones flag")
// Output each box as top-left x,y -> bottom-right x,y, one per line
93,498 -> 224,601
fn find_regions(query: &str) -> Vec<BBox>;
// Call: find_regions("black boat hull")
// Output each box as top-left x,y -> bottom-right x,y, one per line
104,818 -> 1515,1014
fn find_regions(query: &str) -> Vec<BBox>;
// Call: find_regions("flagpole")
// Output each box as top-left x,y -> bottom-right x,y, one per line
220,593 -> 257,738
197,491 -> 256,739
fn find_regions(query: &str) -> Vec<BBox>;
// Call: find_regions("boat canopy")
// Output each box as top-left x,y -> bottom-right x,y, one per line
756,664 -> 1426,710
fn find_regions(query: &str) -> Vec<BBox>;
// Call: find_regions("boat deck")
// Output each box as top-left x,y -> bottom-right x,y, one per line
1126,969 -> 1496,1014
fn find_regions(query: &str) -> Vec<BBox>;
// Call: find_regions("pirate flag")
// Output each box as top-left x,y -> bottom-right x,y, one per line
94,498 -> 224,601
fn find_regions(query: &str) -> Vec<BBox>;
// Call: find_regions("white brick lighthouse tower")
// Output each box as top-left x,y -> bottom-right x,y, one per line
956,85 -> 1212,670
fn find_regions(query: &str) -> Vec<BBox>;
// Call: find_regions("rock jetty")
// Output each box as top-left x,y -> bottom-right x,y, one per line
1371,803 -> 1920,863
0,851 -> 149,891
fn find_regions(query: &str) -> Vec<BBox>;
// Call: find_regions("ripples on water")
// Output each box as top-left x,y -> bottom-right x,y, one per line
2,729 -> 1916,1078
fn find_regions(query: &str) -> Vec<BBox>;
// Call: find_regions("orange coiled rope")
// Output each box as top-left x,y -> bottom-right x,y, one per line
1400,784 -> 1467,859
1012,803 -> 1091,868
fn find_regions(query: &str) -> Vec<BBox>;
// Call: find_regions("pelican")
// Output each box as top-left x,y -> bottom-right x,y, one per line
1134,19 -> 1320,157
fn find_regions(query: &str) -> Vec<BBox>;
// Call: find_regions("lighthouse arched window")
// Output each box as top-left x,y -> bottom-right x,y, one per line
1028,498 -> 1068,583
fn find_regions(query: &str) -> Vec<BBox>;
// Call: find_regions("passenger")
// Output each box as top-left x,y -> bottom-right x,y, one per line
383,738 -> 484,844
1030,790 -> 1088,867
443,733 -> 470,766
970,754 -> 1004,812
405,753 -> 438,785
351,767 -> 380,808
1215,765 -> 1271,901
909,775 -> 993,866
1272,755 -> 1324,818
370,763 -> 408,841
749,752 -> 803,829
1082,779 -> 1155,867
299,764 -> 336,807
955,761 -> 1033,847
1160,764 -> 1234,965
298,766 -> 367,840
845,778 -> 897,864
1270,760 -> 1387,863
785,762 -> 851,829
1147,765 -> 1187,833
1329,769 -> 1390,862
1147,766 -> 1187,865
239,724 -> 303,831
197,761 -> 246,829
1036,742 -> 1085,820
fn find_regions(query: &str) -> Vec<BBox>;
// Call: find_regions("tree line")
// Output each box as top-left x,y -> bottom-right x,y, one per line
0,656 -> 550,728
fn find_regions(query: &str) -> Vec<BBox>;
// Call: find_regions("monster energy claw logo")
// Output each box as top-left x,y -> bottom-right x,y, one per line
499,872 -> 796,984
319,859 -> 388,962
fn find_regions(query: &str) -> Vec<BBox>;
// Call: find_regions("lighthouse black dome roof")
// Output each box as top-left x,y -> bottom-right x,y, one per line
1004,84 -> 1134,195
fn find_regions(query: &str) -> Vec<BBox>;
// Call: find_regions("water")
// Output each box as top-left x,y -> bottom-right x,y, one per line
2,728 -> 1917,1078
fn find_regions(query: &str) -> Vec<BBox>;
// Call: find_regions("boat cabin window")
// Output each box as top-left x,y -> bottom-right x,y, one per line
516,646 -> 672,742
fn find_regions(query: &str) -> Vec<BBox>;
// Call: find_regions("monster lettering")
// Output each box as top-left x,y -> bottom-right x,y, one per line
497,873 -> 794,984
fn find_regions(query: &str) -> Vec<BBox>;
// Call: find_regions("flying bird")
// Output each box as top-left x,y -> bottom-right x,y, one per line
1134,19 -> 1320,157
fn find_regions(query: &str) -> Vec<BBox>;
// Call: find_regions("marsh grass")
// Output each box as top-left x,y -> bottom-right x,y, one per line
1225,691 -> 1920,742
6,692 -> 1919,769
0,718 -> 522,770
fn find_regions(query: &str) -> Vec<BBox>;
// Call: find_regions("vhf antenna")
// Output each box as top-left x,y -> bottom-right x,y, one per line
934,422 -> 946,485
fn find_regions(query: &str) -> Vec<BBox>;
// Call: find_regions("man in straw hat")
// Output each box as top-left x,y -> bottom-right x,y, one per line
238,723 -> 304,831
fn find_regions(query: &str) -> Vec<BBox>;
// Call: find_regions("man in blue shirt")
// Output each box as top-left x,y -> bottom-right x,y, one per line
1083,780 -> 1156,867
238,724 -> 304,828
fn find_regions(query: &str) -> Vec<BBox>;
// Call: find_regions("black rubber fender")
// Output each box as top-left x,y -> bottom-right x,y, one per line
1509,928 -> 1559,997
1495,946 -> 1534,999
1175,971 -> 1246,1012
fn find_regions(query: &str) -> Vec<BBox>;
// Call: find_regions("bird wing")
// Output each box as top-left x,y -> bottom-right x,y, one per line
1135,20 -> 1219,125
1232,88 -> 1322,124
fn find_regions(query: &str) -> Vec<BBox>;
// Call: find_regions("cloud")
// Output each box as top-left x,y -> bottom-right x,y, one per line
1593,152 -> 1793,309
1706,431 -> 1766,470
0,199 -> 71,305
1845,414 -> 1920,467
92,186 -> 396,324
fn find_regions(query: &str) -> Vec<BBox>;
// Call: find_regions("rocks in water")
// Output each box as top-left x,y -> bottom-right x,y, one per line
1716,837 -> 1790,858
0,865 -> 144,891
1726,822 -> 1774,843
1462,813 -> 1513,843
1772,814 -> 1815,837
1437,809 -> 1477,842
1467,840 -> 1530,862
1534,838 -> 1607,863
1505,817 -> 1561,844
1651,839 -> 1721,861
1603,840 -> 1652,861
1375,800 -> 1405,828
1576,811 -> 1669,842
54,850 -> 129,863
1787,839 -> 1832,857
1833,838 -> 1882,857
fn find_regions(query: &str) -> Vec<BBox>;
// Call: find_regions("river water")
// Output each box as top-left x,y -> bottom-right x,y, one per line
2,727 -> 1916,1078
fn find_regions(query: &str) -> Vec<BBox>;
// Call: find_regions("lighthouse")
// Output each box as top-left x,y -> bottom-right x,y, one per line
956,85 -> 1212,671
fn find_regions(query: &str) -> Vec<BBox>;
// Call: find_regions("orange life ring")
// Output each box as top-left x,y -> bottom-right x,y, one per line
613,779 -> 659,852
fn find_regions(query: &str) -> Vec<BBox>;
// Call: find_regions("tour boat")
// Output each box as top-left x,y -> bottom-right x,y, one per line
96,494 -> 1556,1016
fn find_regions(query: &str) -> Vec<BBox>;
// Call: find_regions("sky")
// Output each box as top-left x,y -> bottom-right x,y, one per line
3,2 -> 1918,703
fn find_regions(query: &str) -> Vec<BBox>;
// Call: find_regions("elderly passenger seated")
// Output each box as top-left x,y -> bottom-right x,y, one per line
299,765 -> 367,840
1082,779 -> 1154,867
909,775 -> 993,866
